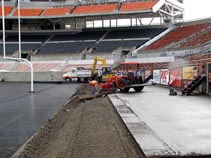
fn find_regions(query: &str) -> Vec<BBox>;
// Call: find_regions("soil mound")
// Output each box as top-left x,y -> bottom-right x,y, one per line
18,84 -> 144,158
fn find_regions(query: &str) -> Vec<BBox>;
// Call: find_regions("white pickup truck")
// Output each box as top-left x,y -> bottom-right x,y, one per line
62,67 -> 102,82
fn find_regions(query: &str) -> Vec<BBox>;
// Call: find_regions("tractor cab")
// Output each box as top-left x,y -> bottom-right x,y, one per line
100,62 -> 144,93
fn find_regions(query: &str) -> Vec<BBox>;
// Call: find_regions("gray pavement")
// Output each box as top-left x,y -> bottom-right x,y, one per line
0,82 -> 79,158
110,86 -> 211,157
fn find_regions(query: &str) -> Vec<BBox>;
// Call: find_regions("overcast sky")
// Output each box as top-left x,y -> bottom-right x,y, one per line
184,0 -> 211,21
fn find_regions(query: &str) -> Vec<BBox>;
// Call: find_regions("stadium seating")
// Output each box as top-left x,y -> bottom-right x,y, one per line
11,62 -> 62,72
11,63 -> 30,72
145,23 -> 211,50
42,7 -> 72,16
72,3 -> 117,14
180,29 -> 211,48
94,40 -> 147,53
13,8 -> 43,16
5,35 -> 50,42
39,42 -> 95,54
32,62 -> 61,72
0,6 -> 13,16
51,31 -> 106,41
0,43 -> 41,54
105,28 -> 166,39
0,62 -> 12,71
62,64 -> 92,72
120,1 -> 157,12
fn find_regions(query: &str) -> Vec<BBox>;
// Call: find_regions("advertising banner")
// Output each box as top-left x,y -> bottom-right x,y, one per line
182,66 -> 198,80
153,70 -> 160,84
145,70 -> 151,79
169,68 -> 182,88
160,69 -> 169,85
208,63 -> 211,94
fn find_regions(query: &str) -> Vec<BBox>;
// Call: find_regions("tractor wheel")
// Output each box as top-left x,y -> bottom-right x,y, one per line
134,86 -> 144,92
118,79 -> 130,93
110,82 -> 117,89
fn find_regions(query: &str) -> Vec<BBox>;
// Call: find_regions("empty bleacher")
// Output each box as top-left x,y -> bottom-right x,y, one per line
94,40 -> 147,53
62,64 -> 92,72
0,62 -> 12,71
5,35 -> 50,42
180,29 -> 211,48
13,8 -> 44,16
0,6 -> 13,16
42,7 -> 72,16
104,28 -> 166,39
32,62 -> 61,72
50,31 -> 106,41
39,41 -> 95,54
145,23 -> 211,50
120,1 -> 157,12
0,43 -> 41,55
11,62 -> 62,72
72,3 -> 118,14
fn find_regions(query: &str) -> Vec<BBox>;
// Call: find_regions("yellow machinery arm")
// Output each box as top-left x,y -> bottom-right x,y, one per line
92,56 -> 107,75
91,56 -> 115,82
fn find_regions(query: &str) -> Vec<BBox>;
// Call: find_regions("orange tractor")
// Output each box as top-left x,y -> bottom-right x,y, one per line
100,62 -> 145,93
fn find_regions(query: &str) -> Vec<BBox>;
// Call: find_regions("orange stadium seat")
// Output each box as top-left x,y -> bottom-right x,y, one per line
145,23 -> 211,50
0,6 -> 13,16
72,3 -> 117,14
120,1 -> 157,11
13,8 -> 43,16
42,7 -> 72,16
180,29 -> 211,48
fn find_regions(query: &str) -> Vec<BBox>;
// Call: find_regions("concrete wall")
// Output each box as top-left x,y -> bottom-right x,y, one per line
0,72 -> 64,82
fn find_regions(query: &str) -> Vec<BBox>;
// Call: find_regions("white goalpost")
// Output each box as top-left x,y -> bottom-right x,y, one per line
1,0 -> 34,92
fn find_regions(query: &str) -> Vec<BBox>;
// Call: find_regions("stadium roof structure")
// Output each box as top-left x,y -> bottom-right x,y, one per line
0,0 -> 184,30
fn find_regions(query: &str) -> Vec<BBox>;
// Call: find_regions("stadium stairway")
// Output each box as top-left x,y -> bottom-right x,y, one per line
182,75 -> 206,95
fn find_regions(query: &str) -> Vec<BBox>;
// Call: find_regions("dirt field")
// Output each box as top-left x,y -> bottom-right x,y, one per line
18,84 -> 144,158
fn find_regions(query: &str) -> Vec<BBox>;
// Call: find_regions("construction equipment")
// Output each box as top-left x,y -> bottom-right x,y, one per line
62,67 -> 102,82
100,62 -> 145,93
92,56 -> 115,82
62,56 -> 115,82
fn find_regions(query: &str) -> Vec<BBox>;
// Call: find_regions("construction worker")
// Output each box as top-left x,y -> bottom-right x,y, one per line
89,80 -> 98,94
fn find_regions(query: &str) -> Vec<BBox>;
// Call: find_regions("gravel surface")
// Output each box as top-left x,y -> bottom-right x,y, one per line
18,84 -> 144,158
